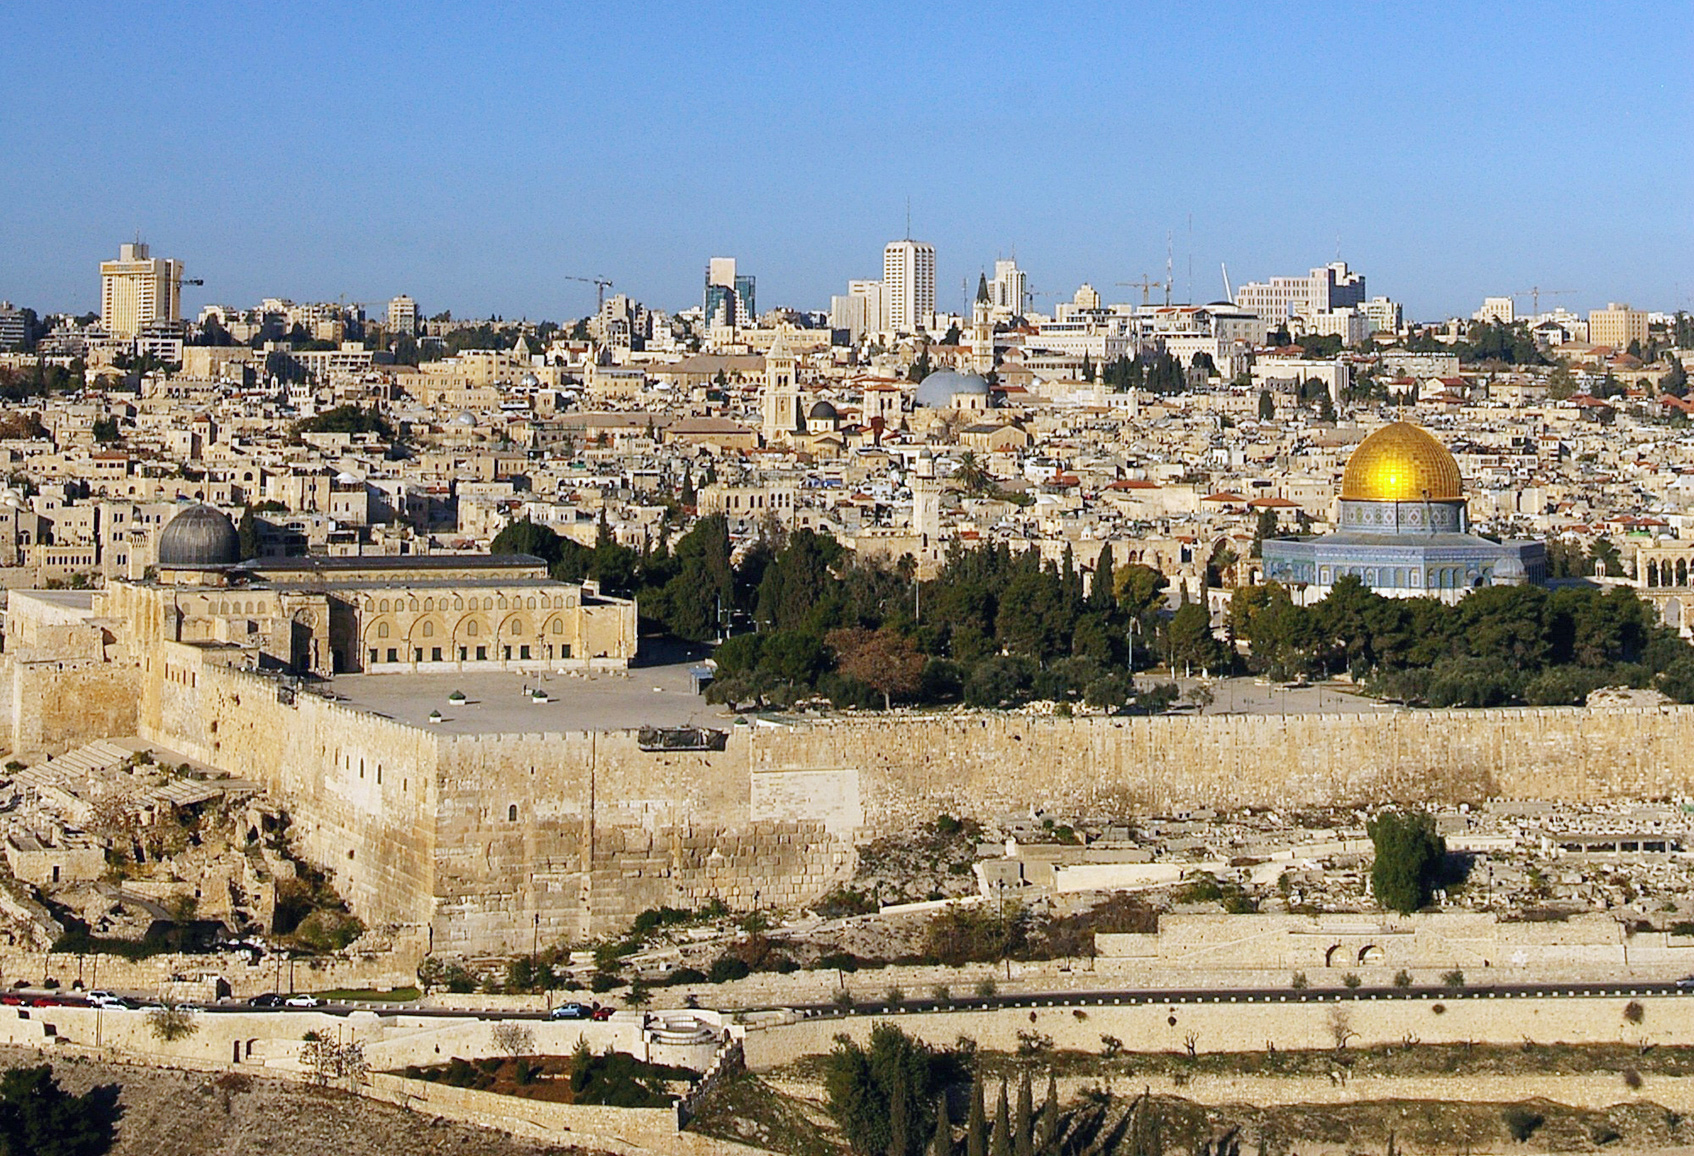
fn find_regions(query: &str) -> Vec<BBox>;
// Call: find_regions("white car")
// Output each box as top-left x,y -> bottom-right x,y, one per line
86,990 -> 128,1009
283,994 -> 322,1008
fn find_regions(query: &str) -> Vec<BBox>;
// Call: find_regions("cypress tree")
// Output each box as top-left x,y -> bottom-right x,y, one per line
1013,1071 -> 1034,1156
930,1090 -> 952,1156
1037,1071 -> 1058,1152
990,1081 -> 1011,1156
966,1073 -> 987,1156
888,1062 -> 910,1156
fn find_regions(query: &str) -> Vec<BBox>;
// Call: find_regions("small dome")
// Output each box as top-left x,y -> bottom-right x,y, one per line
1493,552 -> 1528,584
1341,421 -> 1464,502
454,412 -> 477,426
157,504 -> 240,568
915,369 -> 991,408
807,399 -> 838,420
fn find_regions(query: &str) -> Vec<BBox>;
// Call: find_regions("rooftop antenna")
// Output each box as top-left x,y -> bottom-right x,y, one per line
1187,213 -> 1193,304
905,197 -> 912,241
1165,232 -> 1173,307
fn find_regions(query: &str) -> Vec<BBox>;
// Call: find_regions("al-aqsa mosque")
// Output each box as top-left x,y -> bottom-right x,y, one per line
1261,421 -> 1545,604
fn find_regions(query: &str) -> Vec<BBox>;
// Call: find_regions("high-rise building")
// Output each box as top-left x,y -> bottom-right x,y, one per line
829,280 -> 887,341
991,259 -> 1026,316
703,257 -> 755,330
0,302 -> 25,352
1234,261 -> 1365,328
1589,303 -> 1649,351
883,240 -> 935,334
387,295 -> 418,336
100,241 -> 182,339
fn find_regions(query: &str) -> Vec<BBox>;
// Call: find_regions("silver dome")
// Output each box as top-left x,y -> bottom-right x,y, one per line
914,369 -> 990,408
157,504 -> 240,568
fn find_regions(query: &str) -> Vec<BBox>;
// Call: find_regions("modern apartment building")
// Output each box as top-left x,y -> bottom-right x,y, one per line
1474,296 -> 1515,324
387,295 -> 418,336
100,241 -> 182,339
991,259 -> 1026,317
0,303 -> 25,352
829,280 -> 887,341
1589,302 -> 1648,351
883,240 -> 935,334
1234,261 -> 1365,328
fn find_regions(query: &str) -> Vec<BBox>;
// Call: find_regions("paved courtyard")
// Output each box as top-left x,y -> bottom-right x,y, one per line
321,661 -> 731,734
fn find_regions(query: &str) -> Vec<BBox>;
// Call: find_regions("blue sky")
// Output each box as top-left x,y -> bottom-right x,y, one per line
1,2 -> 1688,323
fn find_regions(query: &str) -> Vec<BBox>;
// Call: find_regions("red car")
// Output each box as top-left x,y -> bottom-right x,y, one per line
590,1005 -> 614,1021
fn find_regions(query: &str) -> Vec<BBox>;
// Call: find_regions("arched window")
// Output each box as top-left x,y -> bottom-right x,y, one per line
377,622 -> 390,639
508,804 -> 518,822
466,620 -> 479,636
551,619 -> 563,634
379,599 -> 389,612
422,621 -> 434,637
1679,559 -> 1689,588
1648,561 -> 1660,587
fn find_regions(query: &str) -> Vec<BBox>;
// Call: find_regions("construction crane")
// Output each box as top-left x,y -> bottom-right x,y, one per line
1114,277 -> 1162,307
565,275 -> 613,316
1516,286 -> 1576,314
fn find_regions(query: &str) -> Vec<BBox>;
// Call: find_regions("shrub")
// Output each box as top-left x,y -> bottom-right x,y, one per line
1290,971 -> 1308,990
1624,1000 -> 1645,1025
665,967 -> 708,986
818,951 -> 861,973
884,986 -> 905,1004
146,999 -> 197,1042
922,905 -> 1028,966
590,972 -> 622,994
1342,973 -> 1362,989
1624,1067 -> 1644,1090
1441,969 -> 1466,989
1503,1106 -> 1543,1142
1393,969 -> 1413,988
708,957 -> 751,984
974,977 -> 998,998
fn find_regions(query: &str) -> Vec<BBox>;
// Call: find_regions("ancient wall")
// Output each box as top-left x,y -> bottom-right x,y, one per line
125,660 -> 1694,956
138,644 -> 441,931
739,706 -> 1694,832
432,731 -> 853,949
3,659 -> 139,754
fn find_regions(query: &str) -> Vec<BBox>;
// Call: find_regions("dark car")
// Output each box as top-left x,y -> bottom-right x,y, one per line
548,1002 -> 593,1020
248,993 -> 285,1008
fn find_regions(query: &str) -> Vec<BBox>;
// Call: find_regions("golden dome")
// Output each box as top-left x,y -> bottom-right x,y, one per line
1340,422 -> 1463,502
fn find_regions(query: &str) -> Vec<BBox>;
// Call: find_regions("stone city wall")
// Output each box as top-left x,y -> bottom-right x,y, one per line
432,731 -> 854,948
115,663 -> 1694,954
1,948 -> 420,1000
741,993 -> 1694,1070
2,658 -> 140,755
139,645 -> 441,931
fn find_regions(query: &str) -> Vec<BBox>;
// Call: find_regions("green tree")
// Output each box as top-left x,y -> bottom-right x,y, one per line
0,1064 -> 118,1156
1368,809 -> 1446,914
490,518 -> 564,567
989,1082 -> 1011,1156
1258,389 -> 1274,420
823,1023 -> 950,1156
1164,602 -> 1225,674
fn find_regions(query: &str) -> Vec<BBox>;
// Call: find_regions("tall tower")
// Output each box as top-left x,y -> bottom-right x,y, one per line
761,335 -> 800,445
971,273 -> 996,373
101,240 -> 182,339
883,240 -> 935,334
911,452 -> 943,549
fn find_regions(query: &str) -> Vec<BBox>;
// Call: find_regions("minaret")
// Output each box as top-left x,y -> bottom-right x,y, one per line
911,452 -> 943,549
761,333 -> 800,445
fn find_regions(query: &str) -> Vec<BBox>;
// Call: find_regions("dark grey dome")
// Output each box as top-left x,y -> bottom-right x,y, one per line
914,369 -> 991,408
157,504 -> 240,568
807,399 -> 838,420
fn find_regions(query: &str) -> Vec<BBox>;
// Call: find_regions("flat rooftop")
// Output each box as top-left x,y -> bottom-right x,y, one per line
321,661 -> 731,734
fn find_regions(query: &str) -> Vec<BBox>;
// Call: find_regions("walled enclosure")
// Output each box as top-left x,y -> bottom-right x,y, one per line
111,645 -> 1694,955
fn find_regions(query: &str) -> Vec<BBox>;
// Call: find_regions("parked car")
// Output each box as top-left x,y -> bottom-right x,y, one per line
548,1002 -> 593,1020
86,991 -> 129,1009
248,993 -> 284,1008
1676,975 -> 1694,990
283,994 -> 321,1008
590,1005 -> 614,1021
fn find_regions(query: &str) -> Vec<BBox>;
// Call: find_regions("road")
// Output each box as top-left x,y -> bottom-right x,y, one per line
24,979 -> 1694,1020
